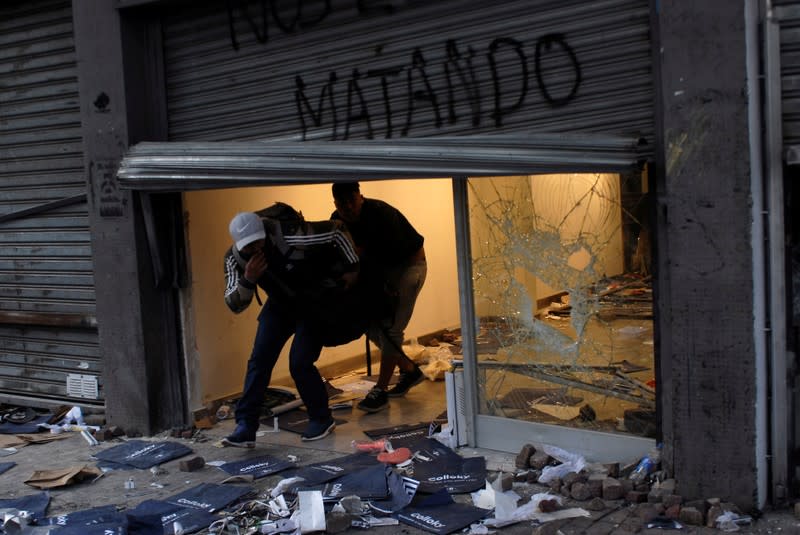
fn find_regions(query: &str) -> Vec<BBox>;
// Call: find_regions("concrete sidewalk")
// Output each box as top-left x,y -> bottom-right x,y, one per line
0,415 -> 797,534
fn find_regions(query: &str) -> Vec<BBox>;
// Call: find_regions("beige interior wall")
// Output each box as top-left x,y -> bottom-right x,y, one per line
182,179 -> 460,405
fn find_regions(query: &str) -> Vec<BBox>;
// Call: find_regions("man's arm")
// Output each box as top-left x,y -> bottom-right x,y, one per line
224,248 -> 256,313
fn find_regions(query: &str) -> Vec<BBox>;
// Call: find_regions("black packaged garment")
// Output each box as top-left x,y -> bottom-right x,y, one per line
394,488 -> 489,535
127,499 -> 220,534
217,454 -> 295,479
92,440 -> 193,470
406,438 -> 486,494
164,483 -> 252,513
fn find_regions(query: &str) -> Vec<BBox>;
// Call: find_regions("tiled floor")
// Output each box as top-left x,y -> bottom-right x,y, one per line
246,370 -> 449,455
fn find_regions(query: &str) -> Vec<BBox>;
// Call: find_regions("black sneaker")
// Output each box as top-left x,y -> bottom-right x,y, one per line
357,387 -> 389,412
387,366 -> 424,397
301,417 -> 336,441
221,423 -> 256,448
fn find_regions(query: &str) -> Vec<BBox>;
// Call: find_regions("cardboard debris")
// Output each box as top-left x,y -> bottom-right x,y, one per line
24,465 -> 103,489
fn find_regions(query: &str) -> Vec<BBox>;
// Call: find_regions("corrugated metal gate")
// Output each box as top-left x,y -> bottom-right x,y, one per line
160,0 -> 653,144
0,0 -> 102,407
775,1 -> 800,151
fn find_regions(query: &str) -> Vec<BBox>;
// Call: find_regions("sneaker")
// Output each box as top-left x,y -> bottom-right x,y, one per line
387,366 -> 424,397
221,423 -> 256,448
301,417 -> 336,441
357,387 -> 389,413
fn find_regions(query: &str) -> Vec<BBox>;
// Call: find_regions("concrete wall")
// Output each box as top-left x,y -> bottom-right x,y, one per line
654,1 -> 759,508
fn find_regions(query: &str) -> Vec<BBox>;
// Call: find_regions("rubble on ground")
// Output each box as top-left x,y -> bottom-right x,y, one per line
0,404 -> 768,534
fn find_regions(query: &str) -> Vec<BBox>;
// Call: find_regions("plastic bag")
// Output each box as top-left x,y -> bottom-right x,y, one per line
537,445 -> 586,483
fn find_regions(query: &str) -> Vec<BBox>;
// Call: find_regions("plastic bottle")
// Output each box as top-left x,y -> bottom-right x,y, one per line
629,443 -> 662,482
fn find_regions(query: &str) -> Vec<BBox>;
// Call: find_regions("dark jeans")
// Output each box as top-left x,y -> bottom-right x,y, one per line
235,298 -> 330,429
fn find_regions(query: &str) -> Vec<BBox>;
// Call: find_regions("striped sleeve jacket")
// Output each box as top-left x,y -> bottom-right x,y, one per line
224,218 -> 359,314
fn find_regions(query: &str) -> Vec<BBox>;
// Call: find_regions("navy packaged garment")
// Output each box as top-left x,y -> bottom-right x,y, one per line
92,440 -> 193,469
406,438 -> 486,494
164,483 -> 252,513
0,462 -> 15,475
395,488 -> 490,535
369,471 -> 419,513
284,452 -> 379,486
45,504 -> 122,526
0,491 -> 50,521
218,454 -> 295,479
0,414 -> 52,434
53,523 -> 127,535
299,464 -> 389,501
127,499 -> 220,534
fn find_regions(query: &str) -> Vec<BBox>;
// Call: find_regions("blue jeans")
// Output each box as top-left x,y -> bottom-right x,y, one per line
235,299 -> 330,429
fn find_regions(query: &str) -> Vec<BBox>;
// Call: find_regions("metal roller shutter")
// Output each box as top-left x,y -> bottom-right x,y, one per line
160,0 -> 653,145
774,2 -> 800,153
0,0 -> 102,407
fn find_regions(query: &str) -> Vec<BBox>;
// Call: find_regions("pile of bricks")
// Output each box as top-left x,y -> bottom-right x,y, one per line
513,443 -> 747,529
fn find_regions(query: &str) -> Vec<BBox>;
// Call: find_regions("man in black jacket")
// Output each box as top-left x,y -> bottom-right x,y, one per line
332,182 -> 427,413
222,202 -> 361,447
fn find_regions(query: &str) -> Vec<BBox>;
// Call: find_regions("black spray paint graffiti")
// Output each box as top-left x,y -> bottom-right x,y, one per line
225,0 -> 396,50
294,34 -> 582,140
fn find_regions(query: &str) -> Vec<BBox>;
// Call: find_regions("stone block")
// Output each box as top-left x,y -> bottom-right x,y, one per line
587,473 -> 605,497
621,478 -> 634,493
179,456 -> 205,472
706,505 -> 723,528
679,506 -> 704,526
562,471 -> 582,488
662,494 -> 682,508
625,491 -> 647,503
493,472 -> 514,492
530,450 -> 551,469
571,481 -> 593,501
587,497 -> 606,511
548,478 -> 562,493
602,478 -> 625,501
684,499 -> 707,515
634,503 -> 659,522
603,462 -> 620,478
516,444 -> 536,468
665,504 -> 681,519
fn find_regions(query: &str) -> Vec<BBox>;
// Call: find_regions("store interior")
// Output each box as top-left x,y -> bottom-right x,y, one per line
182,172 -> 654,444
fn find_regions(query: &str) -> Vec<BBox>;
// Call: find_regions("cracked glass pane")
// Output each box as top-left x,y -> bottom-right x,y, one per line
467,172 -> 654,437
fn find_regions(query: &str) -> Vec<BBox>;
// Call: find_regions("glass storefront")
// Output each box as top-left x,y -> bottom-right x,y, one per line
464,171 -> 655,442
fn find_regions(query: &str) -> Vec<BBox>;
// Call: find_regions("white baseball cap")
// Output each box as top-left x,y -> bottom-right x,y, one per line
229,212 -> 266,250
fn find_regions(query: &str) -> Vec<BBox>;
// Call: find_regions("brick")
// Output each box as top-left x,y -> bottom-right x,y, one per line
571,481 -> 592,501
530,450 -> 551,469
548,478 -> 562,493
587,473 -> 605,497
679,506 -> 704,526
684,499 -> 707,517
539,498 -> 560,512
706,505 -> 723,528
634,503 -> 659,522
603,462 -> 620,478
493,472 -> 513,492
621,478 -> 635,493
625,491 -> 647,503
602,478 -> 625,501
665,504 -> 681,519
563,471 -> 582,488
516,444 -> 536,468
587,497 -> 606,511
662,494 -> 682,508
179,456 -> 205,472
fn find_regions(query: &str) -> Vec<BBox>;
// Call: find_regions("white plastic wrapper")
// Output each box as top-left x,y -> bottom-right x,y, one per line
296,491 -> 326,534
537,444 -> 586,483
